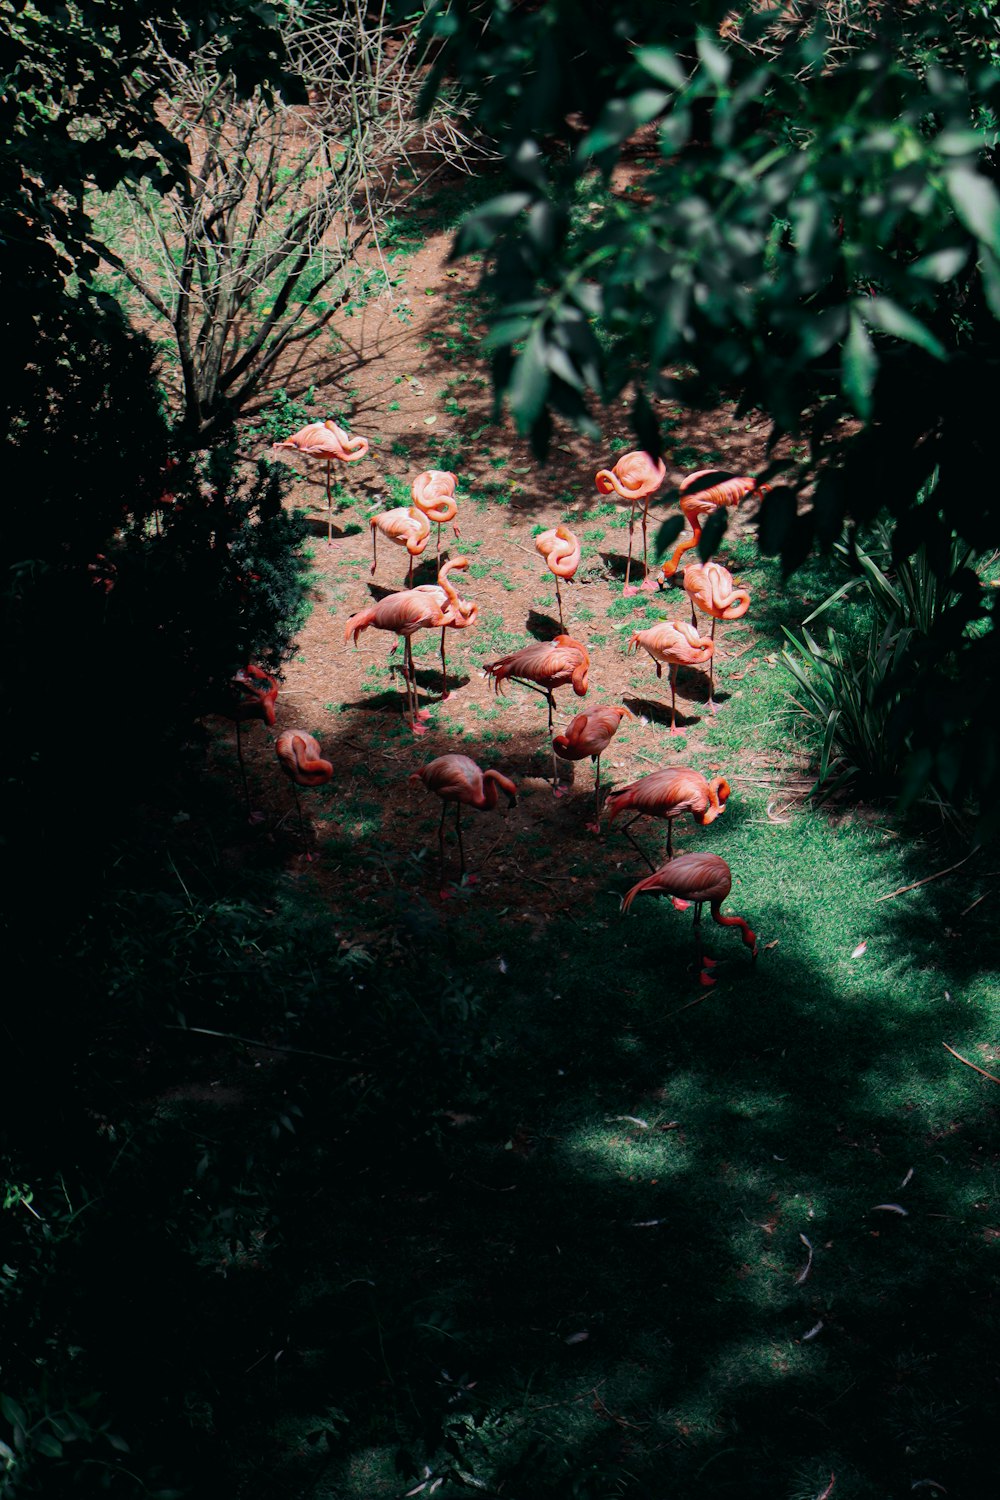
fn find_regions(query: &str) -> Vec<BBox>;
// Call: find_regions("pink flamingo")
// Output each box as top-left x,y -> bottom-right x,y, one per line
552,704 -> 632,825
659,471 -> 762,581
411,754 -> 517,890
272,419 -> 369,544
275,730 -> 333,852
410,555 -> 478,700
683,561 -> 750,710
370,504 -> 431,585
594,450 -> 666,594
604,766 -> 731,865
345,567 -> 472,734
222,664 -> 278,814
621,851 -> 757,986
484,635 -> 590,787
627,621 -> 714,735
411,470 -> 460,568
535,524 -> 581,630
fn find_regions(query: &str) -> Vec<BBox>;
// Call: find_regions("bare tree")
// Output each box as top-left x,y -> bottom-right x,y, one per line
89,3 -> 487,444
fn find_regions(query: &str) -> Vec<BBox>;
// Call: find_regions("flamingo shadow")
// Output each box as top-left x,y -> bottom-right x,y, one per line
525,608 -> 562,640
599,549 -> 659,588
623,691 -> 702,733
305,518 -> 364,542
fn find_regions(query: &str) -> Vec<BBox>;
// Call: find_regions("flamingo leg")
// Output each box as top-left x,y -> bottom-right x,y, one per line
666,816 -> 674,859
668,666 -> 683,737
555,574 -> 564,630
407,552 -> 414,587
641,497 -> 649,575
326,460 -> 333,546
624,498 -> 636,592
620,812 -> 657,872
292,783 -> 306,846
455,801 -> 466,879
438,799 -> 448,887
235,720 -> 251,815
709,616 -> 718,711
593,754 -> 602,830
371,524 -> 378,576
436,522 -> 442,571
439,626 -> 449,700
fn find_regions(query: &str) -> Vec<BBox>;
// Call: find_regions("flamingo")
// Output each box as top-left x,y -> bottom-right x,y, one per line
411,754 -> 517,891
272,419 -> 369,545
594,450 -> 666,594
370,504 -> 431,585
411,470 -> 460,569
552,704 -> 632,826
621,851 -> 757,986
683,561 -> 751,710
627,621 -> 714,736
221,664 -> 278,814
658,471 -> 762,581
604,766 -> 731,866
410,555 -> 478,700
535,524 -> 581,630
345,585 -> 462,734
275,730 -> 333,853
484,635 -> 590,787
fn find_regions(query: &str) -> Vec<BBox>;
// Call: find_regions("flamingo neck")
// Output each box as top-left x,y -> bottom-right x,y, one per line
713,907 -> 757,952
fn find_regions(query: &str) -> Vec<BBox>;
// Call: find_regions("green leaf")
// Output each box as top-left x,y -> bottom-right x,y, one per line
855,296 -> 946,359
945,165 -> 1000,254
34,1434 -> 63,1459
507,329 -> 549,432
696,32 -> 731,86
697,507 -> 728,560
635,46 -> 687,90
0,1397 -> 26,1429
842,310 -> 877,419
908,245 -> 970,281
653,515 -> 684,561
451,193 -> 532,257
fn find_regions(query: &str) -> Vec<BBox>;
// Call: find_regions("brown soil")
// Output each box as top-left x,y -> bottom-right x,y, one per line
217,212 -> 777,915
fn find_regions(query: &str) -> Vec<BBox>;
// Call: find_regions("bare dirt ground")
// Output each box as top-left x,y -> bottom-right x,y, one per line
217,207 -> 780,919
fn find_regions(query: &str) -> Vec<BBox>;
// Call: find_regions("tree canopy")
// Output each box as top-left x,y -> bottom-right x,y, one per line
418,0 -> 1000,825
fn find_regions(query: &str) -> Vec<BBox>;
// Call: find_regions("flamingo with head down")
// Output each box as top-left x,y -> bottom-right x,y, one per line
410,555 -> 478,700
275,730 -> 333,853
411,470 -> 460,568
683,561 -> 750,710
621,851 -> 757,986
484,635 -> 589,787
535,524 -> 581,630
594,450 -> 666,594
370,504 -> 431,585
221,664 -> 279,815
272,419 -> 369,544
552,704 -> 631,825
411,754 -> 517,891
604,766 -> 731,865
658,471 -> 763,582
627,621 -> 714,736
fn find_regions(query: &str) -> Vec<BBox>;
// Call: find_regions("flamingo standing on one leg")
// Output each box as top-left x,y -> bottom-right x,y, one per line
594,450 -> 666,594
604,766 -> 731,866
222,665 -> 279,816
683,561 -> 750,711
627,621 -> 714,736
535,524 -> 581,630
411,754 -> 517,892
484,635 -> 590,788
621,851 -> 757,986
272,420 -> 369,545
411,470 -> 460,570
410,555 -> 478,700
345,586 -> 461,734
370,504 -> 431,585
552,704 -> 632,826
275,730 -> 333,854
659,471 -> 762,582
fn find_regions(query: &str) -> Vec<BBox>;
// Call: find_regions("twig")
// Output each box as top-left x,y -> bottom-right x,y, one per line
942,1042 -> 1000,1085
165,1024 -> 348,1064
875,847 -> 978,904
959,892 -> 990,918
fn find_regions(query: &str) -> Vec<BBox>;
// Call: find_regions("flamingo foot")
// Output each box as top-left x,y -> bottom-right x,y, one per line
671,897 -> 691,912
668,725 -> 686,738
637,576 -> 660,593
552,785 -> 568,798
416,707 -> 432,721
439,690 -> 451,702
699,969 -> 717,989
585,821 -> 602,835
622,583 -> 640,598
708,700 -> 717,716
247,810 -> 266,826
701,955 -> 718,969
410,721 -> 429,737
